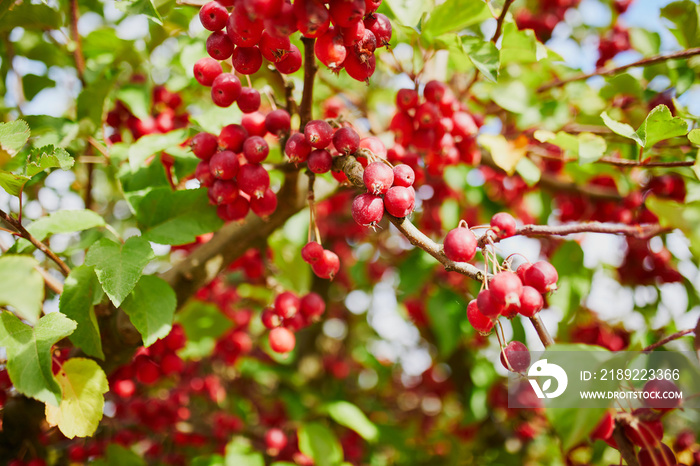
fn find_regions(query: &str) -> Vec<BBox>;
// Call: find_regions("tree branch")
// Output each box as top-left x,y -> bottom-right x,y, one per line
612,419 -> 640,466
478,222 -> 668,248
538,47 -> 700,92
492,0 -> 515,43
529,314 -> 554,347
69,0 -> 85,84
299,37 -> 317,130
642,328 -> 694,352
0,208 -> 71,276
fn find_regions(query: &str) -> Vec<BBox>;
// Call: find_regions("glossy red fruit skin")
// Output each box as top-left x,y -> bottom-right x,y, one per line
590,411 -> 615,441
232,46 -> 263,75
476,289 -> 503,318
500,341 -> 530,373
364,0 -> 381,13
301,241 -> 324,263
352,193 -> 384,227
261,308 -> 281,329
265,109 -> 291,136
243,136 -> 269,163
191,132 -> 218,160
424,80 -> 448,103
384,186 -> 415,218
415,102 -> 440,128
300,292 -> 325,318
196,161 -> 214,187
241,112 -> 267,137
359,136 -> 387,158
396,89 -> 418,111
285,133 -> 312,163
265,428 -> 288,452
516,262 -> 532,283
523,261 -> 559,293
491,212 -> 517,239
340,20 -> 365,46
237,163 -> 270,198
307,149 -> 333,174
489,272 -> 523,307
392,164 -> 415,187
643,379 -> 682,410
329,0 -> 365,28
226,196 -> 250,221
637,443 -> 676,466
294,0 -> 331,38
312,250 -> 340,279
209,180 -> 239,205
206,30 -> 234,60
363,13 -> 392,46
219,124 -> 249,152
344,49 -> 375,82
518,286 -> 543,318
315,27 -> 347,71
260,31 -> 292,62
467,299 -> 494,335
332,127 -> 360,155
275,44 -> 302,74
304,120 -> 334,148
443,226 -> 477,262
269,327 -> 296,353
274,291 -> 300,319
227,8 -> 264,47
452,111 -> 479,138
199,1 -> 229,31
194,57 -> 223,86
237,87 -> 261,114
209,150 -> 240,179
363,162 -> 394,195
211,73 -> 242,107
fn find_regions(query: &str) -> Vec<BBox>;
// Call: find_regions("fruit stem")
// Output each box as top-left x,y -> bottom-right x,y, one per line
528,314 -> 554,348
299,37 -> 318,130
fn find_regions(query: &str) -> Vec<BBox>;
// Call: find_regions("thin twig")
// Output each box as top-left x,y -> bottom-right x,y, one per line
529,147 -> 695,167
87,136 -> 111,162
299,37 -> 318,131
69,0 -> 85,85
642,328 -> 694,352
0,208 -> 71,276
492,0 -> 515,43
529,314 -> 554,347
538,47 -> 700,92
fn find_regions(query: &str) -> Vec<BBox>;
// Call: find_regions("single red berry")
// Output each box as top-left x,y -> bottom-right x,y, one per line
344,49 -> 375,82
227,8 -> 264,46
415,102 -> 440,128
135,356 -> 161,385
340,20 -> 365,46
285,132 -> 312,163
516,262 -> 532,283
363,162 -> 394,195
250,188 -> 277,217
265,109 -> 291,136
196,161 -> 214,187
265,428 -> 288,453
329,0 -> 365,28
237,163 -> 270,198
304,119 -> 334,148
191,132 -> 218,160
237,87 -> 261,114
226,196 -> 250,221
353,28 -> 377,58
315,27 -> 347,71
332,127 -> 360,155
243,136 -> 269,163
424,80 -> 448,103
269,327 -> 296,353
637,444 -> 676,466
307,149 -> 333,174
518,286 -> 543,318
206,30 -> 234,60
295,0 -> 331,38
467,299 -> 494,335
274,291 -> 300,319
384,186 -> 415,218
300,292 -> 325,318
301,241 -> 324,263
219,124 -> 249,152
261,308 -> 281,329
211,73 -> 242,107
359,136 -> 386,158
363,13 -> 391,46
194,57 -> 222,86
476,289 -> 504,318
523,261 -> 559,293
392,164 -> 415,187
500,341 -> 530,373
199,1 -> 229,31
312,249 -> 340,279
396,89 -> 418,111
275,44 -> 302,74
643,379 -> 682,410
364,0 -> 381,13
489,272 -> 523,307
452,111 -> 479,138
443,226 -> 477,262
352,193 -> 384,227
241,0 -> 283,18
491,212 -> 517,239
260,31 -> 292,63
232,46 -> 263,75
209,150 -> 240,179
209,179 -> 239,205
241,112 -> 267,137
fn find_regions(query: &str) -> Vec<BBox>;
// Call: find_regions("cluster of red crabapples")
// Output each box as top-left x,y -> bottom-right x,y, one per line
261,291 -> 326,353
387,80 -> 483,176
191,108 -> 292,220
350,160 -> 416,227
195,0 -> 391,86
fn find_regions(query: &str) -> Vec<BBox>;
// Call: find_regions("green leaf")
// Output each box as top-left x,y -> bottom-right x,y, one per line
176,300 -> 233,359
500,23 -> 540,66
121,275 -> 176,347
85,237 -> 155,307
689,129 -> 700,145
298,423 -> 343,466
0,2 -> 62,30
635,105 -> 688,149
427,289 -> 465,358
0,172 -> 30,196
461,37 -> 499,82
59,266 -> 104,359
515,156 -> 541,186
384,0 -> 431,26
136,187 -> 223,245
117,85 -> 152,120
44,358 -> 109,438
0,312 -> 77,406
224,438 -> 265,466
477,134 -> 526,175
0,255 -> 45,324
26,145 -> 74,177
660,1 -> 699,47
423,0 -> 490,38
92,444 -> 146,466
547,406 -> 610,451
17,210 -> 105,253
115,0 -> 163,24
0,119 -> 30,165
128,129 -> 188,171
22,74 -> 55,101
577,132 -> 607,164
326,401 -> 379,442
600,112 -> 642,145
646,198 -> 700,256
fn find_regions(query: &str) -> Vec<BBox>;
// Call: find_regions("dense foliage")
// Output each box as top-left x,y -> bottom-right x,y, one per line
0,0 -> 699,464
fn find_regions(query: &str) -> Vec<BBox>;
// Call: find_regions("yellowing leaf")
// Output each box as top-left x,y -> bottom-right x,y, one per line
45,358 -> 109,438
478,134 -> 527,175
